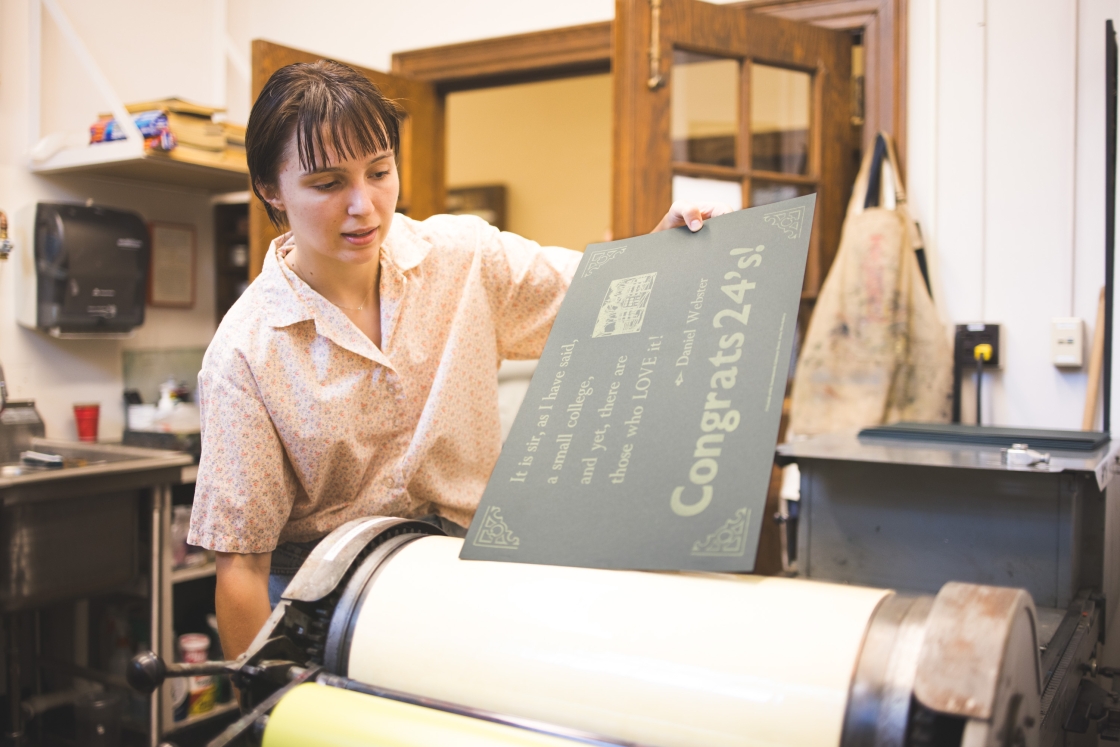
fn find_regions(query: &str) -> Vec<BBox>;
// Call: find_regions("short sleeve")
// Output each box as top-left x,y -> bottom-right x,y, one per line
187,353 -> 298,554
478,221 -> 582,360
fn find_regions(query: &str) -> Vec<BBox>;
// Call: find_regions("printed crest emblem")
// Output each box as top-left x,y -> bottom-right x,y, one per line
592,272 -> 657,338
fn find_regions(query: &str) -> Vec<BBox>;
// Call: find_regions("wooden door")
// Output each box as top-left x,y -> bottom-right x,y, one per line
248,40 -> 445,280
612,0 -> 854,298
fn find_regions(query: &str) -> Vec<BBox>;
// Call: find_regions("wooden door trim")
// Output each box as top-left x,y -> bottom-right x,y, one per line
613,0 -> 852,295
732,0 -> 907,169
391,22 -> 613,91
391,0 -> 905,167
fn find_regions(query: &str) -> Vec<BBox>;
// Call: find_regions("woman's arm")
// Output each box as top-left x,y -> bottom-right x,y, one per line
189,353 -> 297,660
215,550 -> 273,660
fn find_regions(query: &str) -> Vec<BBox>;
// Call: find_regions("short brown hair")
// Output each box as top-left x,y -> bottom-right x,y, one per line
246,60 -> 405,228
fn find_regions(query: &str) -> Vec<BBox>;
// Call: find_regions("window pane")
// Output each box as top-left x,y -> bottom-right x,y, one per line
672,51 -> 739,167
751,65 -> 811,174
673,175 -> 743,211
750,181 -> 812,207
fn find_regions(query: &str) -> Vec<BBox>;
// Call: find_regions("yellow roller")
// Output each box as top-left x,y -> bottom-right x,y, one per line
262,683 -> 588,747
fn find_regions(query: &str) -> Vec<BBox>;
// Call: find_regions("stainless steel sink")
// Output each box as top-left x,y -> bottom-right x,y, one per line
0,438 -> 193,611
0,438 -> 189,484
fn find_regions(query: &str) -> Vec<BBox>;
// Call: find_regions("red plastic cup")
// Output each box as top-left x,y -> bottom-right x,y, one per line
73,403 -> 100,442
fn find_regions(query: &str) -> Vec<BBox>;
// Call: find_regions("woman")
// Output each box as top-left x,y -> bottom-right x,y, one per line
187,60 -> 730,660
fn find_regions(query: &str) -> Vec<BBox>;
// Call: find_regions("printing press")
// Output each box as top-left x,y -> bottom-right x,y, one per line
127,504 -> 1120,747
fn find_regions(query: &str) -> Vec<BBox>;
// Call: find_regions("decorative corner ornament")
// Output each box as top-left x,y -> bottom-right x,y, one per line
691,508 -> 751,557
472,506 -> 521,549
763,206 -> 807,239
581,245 -> 628,278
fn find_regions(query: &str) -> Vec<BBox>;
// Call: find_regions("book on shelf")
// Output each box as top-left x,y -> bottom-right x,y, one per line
122,97 -> 222,118
98,108 -> 225,151
149,144 -> 248,172
89,97 -> 247,173
223,123 -> 246,153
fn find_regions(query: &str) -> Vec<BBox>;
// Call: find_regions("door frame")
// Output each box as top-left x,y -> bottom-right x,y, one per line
392,0 -> 907,166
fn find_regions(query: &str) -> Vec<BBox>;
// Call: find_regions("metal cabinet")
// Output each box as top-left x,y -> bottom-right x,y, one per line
778,432 -> 1120,661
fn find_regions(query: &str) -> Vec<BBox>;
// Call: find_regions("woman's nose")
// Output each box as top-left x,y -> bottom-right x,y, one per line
347,184 -> 375,216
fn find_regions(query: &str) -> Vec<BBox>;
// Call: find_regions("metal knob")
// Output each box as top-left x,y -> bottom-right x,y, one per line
127,651 -> 166,694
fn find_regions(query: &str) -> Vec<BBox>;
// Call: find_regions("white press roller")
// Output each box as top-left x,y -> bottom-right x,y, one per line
130,517 -> 1043,747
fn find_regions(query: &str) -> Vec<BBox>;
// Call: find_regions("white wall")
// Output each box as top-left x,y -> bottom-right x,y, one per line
0,0 -> 221,441
909,0 -> 1120,429
447,75 -> 612,252
3,0 -> 1116,438
225,0 -> 616,124
0,0 -> 616,441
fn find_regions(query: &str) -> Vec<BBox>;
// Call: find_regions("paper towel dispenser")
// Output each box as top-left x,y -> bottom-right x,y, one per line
16,202 -> 150,338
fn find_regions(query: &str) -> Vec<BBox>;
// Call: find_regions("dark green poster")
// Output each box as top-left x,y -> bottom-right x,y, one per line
461,195 -> 816,571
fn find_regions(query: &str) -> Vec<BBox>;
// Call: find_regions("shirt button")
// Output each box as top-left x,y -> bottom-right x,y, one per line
383,477 -> 394,488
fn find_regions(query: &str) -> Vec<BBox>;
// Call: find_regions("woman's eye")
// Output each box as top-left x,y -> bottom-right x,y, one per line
312,181 -> 338,191
371,170 -> 390,180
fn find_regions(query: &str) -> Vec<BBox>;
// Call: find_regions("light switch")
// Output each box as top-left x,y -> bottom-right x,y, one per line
1051,317 -> 1084,368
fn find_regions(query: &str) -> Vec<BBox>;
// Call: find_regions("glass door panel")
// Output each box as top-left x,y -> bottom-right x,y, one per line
750,65 -> 812,175
671,51 -> 739,167
750,181 -> 813,207
672,175 -> 743,210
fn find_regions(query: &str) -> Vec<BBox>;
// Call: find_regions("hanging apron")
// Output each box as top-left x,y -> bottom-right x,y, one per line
788,132 -> 953,437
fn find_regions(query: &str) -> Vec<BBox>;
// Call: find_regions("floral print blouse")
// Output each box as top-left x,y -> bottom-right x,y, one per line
188,213 -> 580,553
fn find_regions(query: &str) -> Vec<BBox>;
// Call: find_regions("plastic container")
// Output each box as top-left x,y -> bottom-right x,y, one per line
170,506 -> 191,568
207,614 -> 232,704
73,403 -> 99,442
178,633 -> 216,718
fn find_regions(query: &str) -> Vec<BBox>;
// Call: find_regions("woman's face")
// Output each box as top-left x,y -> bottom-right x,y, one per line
263,131 -> 399,266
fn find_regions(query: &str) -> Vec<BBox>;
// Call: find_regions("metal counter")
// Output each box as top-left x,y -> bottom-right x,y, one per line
0,438 -> 193,747
0,438 -> 191,612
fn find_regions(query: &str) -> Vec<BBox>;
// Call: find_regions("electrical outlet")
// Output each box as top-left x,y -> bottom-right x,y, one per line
1051,317 -> 1084,368
954,323 -> 1002,369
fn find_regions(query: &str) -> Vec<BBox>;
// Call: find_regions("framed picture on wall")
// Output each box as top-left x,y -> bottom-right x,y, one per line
447,185 -> 507,232
148,222 -> 196,308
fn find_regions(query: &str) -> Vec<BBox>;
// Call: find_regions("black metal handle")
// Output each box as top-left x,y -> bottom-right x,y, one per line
127,651 -> 238,694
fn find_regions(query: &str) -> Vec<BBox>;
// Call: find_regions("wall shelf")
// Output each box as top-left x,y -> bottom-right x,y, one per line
31,140 -> 248,193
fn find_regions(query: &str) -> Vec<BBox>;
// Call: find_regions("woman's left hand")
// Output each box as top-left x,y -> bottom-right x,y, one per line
651,201 -> 736,234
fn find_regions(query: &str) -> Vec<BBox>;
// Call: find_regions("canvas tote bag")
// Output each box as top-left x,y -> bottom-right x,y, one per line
788,133 -> 953,437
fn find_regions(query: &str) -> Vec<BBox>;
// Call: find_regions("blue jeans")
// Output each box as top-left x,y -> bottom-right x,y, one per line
267,515 -> 466,608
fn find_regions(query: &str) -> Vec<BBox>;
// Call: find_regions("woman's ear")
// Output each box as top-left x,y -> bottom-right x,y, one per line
256,181 -> 285,212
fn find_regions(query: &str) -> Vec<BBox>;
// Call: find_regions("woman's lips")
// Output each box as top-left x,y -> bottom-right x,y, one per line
342,227 -> 377,246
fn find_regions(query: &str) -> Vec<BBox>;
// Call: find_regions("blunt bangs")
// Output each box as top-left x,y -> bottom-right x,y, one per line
293,77 -> 398,174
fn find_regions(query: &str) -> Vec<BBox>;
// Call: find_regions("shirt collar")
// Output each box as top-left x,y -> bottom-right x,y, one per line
257,217 -> 431,364
379,214 -> 432,273
258,233 -> 311,329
